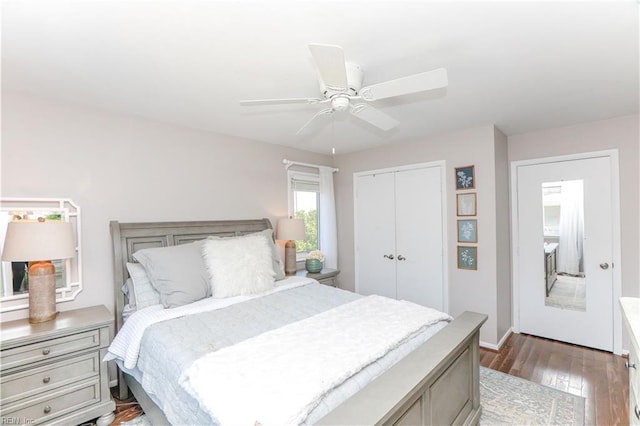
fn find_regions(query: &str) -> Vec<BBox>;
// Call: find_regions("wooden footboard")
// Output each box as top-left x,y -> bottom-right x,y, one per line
317,311 -> 487,426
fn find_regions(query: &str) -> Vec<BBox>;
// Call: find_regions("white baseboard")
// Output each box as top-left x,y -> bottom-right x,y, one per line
480,328 -> 513,351
109,379 -> 118,388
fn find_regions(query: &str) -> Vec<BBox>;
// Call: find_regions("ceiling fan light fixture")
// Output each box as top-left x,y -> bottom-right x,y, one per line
331,96 -> 350,112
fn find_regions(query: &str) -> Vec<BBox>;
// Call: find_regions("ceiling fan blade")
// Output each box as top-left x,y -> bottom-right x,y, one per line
360,68 -> 448,101
309,44 -> 348,92
240,98 -> 326,106
350,104 -> 399,131
296,107 -> 333,136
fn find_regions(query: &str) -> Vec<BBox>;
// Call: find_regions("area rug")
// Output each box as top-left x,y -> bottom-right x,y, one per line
480,367 -> 585,425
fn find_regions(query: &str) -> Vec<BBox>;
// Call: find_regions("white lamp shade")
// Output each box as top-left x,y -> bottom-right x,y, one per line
1,221 -> 76,262
276,218 -> 305,241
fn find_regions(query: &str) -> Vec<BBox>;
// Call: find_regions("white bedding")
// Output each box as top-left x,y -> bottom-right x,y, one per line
109,279 -> 452,425
180,295 -> 451,426
105,276 -> 314,369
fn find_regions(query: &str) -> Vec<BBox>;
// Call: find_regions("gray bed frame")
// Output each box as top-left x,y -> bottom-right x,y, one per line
110,218 -> 487,425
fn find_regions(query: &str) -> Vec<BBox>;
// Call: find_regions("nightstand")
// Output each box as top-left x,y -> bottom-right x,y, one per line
0,305 -> 115,426
297,268 -> 340,287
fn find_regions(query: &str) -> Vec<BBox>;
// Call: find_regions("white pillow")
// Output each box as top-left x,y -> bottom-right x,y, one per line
126,262 -> 161,309
203,233 -> 276,298
255,229 -> 286,280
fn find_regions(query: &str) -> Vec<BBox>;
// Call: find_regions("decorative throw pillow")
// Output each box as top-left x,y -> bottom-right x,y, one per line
203,232 -> 276,298
133,240 -> 211,308
126,262 -> 161,309
255,229 -> 286,280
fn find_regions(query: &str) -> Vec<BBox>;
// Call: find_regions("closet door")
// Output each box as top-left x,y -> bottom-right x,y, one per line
354,172 -> 396,298
395,167 -> 444,310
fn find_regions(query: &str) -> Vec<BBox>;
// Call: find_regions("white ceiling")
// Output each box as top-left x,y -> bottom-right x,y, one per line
2,1 -> 638,154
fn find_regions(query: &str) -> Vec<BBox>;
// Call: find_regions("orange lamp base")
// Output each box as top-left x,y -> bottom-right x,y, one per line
284,240 -> 297,275
28,261 -> 59,324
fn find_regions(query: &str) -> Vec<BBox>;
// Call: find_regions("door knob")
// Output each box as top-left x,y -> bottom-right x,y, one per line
383,254 -> 394,260
599,262 -> 609,270
397,255 -> 406,261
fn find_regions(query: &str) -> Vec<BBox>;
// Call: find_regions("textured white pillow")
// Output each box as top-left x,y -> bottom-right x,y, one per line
254,229 -> 286,280
203,233 -> 276,298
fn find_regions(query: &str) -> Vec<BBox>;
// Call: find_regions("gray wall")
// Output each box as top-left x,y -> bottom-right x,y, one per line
1,93 -> 334,321
333,125 -> 509,346
2,92 -> 636,350
494,129 -> 512,344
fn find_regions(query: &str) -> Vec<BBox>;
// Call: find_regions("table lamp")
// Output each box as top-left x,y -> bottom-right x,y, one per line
276,218 -> 305,275
1,220 -> 76,323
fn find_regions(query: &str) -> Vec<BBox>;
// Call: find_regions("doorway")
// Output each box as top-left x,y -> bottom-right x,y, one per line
511,151 -> 622,353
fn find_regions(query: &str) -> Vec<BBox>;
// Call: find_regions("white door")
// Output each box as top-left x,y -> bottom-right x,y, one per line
516,155 -> 614,351
355,164 -> 446,311
395,167 -> 444,310
354,172 -> 396,299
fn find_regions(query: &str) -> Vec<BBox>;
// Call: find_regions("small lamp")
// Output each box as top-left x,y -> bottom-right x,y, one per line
1,220 -> 76,323
276,218 -> 305,275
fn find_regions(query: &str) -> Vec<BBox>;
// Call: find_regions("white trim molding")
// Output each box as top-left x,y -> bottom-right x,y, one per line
480,328 -> 513,352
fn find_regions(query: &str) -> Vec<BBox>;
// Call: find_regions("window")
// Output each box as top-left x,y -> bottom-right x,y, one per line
288,171 -> 320,259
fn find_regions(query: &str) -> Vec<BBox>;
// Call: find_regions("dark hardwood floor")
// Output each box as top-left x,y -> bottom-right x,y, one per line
480,333 -> 629,425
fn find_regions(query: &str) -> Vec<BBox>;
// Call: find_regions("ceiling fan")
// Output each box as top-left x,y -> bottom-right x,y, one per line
240,44 -> 448,135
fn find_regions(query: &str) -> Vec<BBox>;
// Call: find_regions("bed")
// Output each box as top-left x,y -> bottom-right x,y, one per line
109,218 -> 487,425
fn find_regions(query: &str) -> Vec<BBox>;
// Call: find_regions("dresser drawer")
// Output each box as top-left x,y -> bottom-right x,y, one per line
318,277 -> 337,287
0,330 -> 100,371
631,385 -> 640,426
1,351 -> 100,405
0,378 -> 101,425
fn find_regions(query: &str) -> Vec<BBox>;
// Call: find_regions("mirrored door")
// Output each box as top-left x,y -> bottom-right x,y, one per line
516,156 -> 614,351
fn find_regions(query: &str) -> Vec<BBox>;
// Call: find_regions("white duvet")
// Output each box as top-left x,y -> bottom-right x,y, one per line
180,294 -> 451,426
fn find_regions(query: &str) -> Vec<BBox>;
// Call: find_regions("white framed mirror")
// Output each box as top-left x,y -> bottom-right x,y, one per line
0,198 -> 82,312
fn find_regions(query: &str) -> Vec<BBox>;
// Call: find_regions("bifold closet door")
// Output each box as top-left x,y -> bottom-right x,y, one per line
354,172 -> 396,299
395,167 -> 444,311
355,166 -> 445,310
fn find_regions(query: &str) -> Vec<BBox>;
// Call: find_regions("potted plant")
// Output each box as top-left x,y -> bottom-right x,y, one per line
305,250 -> 324,273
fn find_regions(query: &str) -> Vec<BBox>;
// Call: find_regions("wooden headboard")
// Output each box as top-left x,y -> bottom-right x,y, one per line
109,218 -> 273,332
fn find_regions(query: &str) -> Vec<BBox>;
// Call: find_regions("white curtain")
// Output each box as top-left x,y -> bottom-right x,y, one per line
557,180 -> 584,275
318,166 -> 338,269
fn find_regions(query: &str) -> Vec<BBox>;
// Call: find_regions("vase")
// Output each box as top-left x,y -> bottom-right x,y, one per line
305,259 -> 323,273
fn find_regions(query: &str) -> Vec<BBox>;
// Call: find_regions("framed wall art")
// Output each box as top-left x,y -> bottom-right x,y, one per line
455,165 -> 475,190
456,193 -> 477,216
457,219 -> 478,243
457,246 -> 478,270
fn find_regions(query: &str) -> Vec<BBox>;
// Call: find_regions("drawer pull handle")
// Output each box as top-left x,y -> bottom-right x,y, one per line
42,349 -> 51,355
635,404 -> 640,420
42,376 -> 50,383
625,360 -> 636,369
43,405 -> 51,414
